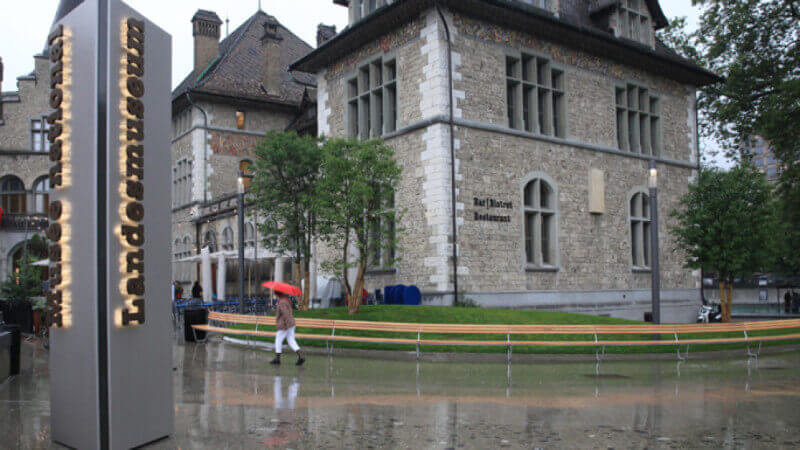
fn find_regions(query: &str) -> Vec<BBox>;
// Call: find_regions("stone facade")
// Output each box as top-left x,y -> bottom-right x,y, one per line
311,3 -> 705,319
0,53 -> 52,282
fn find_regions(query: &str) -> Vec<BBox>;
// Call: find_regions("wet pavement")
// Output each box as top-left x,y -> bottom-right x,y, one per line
2,338 -> 800,449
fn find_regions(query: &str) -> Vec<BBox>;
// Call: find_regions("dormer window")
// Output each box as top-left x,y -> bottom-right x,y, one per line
619,0 -> 652,45
352,0 -> 394,22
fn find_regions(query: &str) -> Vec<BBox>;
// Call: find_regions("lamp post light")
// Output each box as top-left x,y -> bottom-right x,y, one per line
237,171 -> 252,314
649,160 -> 661,325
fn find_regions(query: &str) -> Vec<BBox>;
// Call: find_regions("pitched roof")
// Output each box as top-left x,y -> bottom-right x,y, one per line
173,10 -> 316,107
298,0 -> 717,85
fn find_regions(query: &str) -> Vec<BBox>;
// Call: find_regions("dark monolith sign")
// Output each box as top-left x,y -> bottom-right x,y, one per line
47,1 -> 173,448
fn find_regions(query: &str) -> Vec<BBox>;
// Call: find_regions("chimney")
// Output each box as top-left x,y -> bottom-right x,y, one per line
261,17 -> 283,96
192,10 -> 222,77
317,24 -> 337,47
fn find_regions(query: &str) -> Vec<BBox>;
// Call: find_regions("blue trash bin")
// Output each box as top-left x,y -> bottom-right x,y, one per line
392,285 -> 406,305
403,285 -> 422,305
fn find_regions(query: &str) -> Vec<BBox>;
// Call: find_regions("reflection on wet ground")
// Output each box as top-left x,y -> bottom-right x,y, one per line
2,338 -> 800,449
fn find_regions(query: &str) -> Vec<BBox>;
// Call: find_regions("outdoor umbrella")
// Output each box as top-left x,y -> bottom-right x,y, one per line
262,281 -> 302,297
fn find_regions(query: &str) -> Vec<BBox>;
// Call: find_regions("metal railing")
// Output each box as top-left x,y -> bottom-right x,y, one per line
0,213 -> 48,232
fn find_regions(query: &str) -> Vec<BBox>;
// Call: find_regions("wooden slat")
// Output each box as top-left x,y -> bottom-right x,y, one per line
203,312 -> 800,337
193,325 -> 800,348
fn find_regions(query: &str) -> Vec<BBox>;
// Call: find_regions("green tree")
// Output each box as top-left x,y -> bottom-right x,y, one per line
692,0 -> 800,271
670,166 -> 776,321
251,131 -> 322,310
317,138 -> 402,314
1,256 -> 43,301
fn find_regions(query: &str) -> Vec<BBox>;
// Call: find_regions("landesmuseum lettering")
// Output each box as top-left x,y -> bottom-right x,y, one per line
119,17 -> 146,326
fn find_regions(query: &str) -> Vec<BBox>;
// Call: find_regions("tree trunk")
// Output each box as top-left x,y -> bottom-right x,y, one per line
719,280 -> 732,323
347,263 -> 367,315
293,261 -> 307,310
726,280 -> 734,322
302,261 -> 311,311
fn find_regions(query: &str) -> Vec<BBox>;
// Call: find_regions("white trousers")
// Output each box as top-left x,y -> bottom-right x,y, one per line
275,327 -> 300,354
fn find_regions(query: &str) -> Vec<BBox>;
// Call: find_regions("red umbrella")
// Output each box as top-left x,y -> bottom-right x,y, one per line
262,281 -> 303,297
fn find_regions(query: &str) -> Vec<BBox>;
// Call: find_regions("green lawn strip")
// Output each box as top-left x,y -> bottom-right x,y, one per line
220,306 -> 800,355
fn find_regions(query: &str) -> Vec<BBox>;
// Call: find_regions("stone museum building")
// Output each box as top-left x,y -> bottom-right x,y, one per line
292,0 -> 719,320
169,9 -> 323,298
0,49 -> 53,282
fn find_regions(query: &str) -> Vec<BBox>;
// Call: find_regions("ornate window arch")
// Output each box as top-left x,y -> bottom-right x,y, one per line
203,228 -> 218,253
628,188 -> 651,269
32,176 -> 51,214
245,222 -> 256,248
521,172 -> 559,269
222,227 -> 235,251
1,175 -> 27,214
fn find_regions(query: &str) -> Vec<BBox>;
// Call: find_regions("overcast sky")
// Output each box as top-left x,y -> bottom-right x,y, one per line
1,0 -> 701,87
0,0 -> 725,165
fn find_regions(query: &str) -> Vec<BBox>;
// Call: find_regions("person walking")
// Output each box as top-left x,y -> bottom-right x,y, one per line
270,292 -> 305,366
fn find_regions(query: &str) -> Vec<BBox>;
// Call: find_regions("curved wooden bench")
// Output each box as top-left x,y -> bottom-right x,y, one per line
195,312 -> 800,361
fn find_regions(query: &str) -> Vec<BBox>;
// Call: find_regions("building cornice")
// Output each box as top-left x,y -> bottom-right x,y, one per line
381,114 -> 700,170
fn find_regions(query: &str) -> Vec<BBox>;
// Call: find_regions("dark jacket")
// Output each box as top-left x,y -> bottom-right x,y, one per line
191,283 -> 202,299
275,297 -> 296,331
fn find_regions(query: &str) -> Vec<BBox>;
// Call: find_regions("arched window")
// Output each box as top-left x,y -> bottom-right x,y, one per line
203,229 -> 218,253
239,159 -> 253,191
523,175 -> 558,268
1,176 -> 27,214
222,227 -> 235,251
629,190 -> 651,269
183,236 -> 193,257
245,223 -> 256,248
32,176 -> 51,214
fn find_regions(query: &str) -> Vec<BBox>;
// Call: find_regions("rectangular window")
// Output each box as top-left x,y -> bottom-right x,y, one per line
369,194 -> 396,270
236,111 -> 246,130
347,57 -> 397,139
30,117 -> 50,152
172,158 -> 193,208
506,53 -> 565,138
616,84 -> 661,155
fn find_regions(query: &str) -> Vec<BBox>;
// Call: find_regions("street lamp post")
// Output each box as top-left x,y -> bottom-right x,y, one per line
649,160 -> 661,324
236,172 -> 251,314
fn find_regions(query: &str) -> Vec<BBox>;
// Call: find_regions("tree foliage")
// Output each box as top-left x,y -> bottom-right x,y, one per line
317,138 -> 402,314
670,166 -> 777,320
1,255 -> 43,301
250,131 -> 322,310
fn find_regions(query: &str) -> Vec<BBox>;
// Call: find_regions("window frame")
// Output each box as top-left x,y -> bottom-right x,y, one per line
32,175 -> 51,214
628,188 -> 652,271
619,0 -> 652,46
0,175 -> 27,214
345,52 -> 398,139
368,193 -> 397,271
30,115 -> 51,153
520,172 -> 560,271
504,48 -> 567,139
221,227 -> 235,251
615,82 -> 662,156
172,157 -> 194,208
